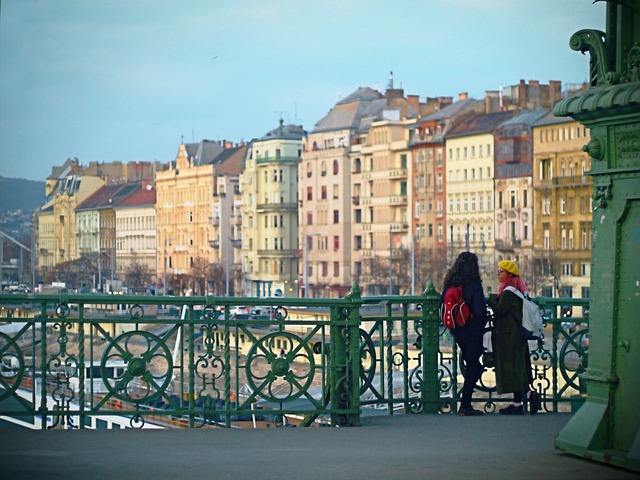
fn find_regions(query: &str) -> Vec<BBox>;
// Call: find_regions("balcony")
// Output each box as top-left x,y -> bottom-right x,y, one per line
256,249 -> 298,257
256,202 -> 297,212
388,168 -> 408,179
495,238 -> 523,250
389,195 -> 408,205
255,155 -> 299,165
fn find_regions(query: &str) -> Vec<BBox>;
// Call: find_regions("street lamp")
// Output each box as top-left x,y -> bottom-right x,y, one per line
389,225 -> 393,295
226,237 -> 242,296
305,233 -> 320,298
449,224 -> 454,265
389,224 -> 409,295
211,237 -> 241,297
465,222 -> 470,251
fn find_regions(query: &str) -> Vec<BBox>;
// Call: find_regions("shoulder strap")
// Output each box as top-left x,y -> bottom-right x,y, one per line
504,285 -> 524,299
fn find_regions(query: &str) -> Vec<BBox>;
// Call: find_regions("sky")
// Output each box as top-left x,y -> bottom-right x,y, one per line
0,0 -> 605,182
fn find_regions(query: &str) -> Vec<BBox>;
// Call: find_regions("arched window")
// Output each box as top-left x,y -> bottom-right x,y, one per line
333,160 -> 339,175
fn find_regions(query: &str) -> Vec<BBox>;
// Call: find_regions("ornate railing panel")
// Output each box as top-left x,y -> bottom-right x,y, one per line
0,285 -> 588,428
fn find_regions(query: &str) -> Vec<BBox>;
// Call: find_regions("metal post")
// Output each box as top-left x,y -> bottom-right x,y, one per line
449,225 -> 454,264
553,2 -> 640,471
163,238 -> 167,296
389,226 -> 393,295
225,236 -> 230,297
465,222 -> 470,251
305,235 -> 310,299
411,234 -> 415,295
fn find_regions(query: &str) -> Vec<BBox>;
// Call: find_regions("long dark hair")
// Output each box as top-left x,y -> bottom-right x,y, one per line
443,251 -> 482,287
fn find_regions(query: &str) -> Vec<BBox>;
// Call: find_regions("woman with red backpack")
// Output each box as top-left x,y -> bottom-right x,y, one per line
441,252 -> 488,416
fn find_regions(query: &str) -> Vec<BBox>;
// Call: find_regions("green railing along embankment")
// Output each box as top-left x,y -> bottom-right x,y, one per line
0,281 -> 588,429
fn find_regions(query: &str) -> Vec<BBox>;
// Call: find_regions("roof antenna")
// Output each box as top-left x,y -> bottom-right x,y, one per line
388,71 -> 394,89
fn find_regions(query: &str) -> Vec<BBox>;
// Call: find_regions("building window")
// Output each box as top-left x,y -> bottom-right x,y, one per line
333,210 -> 339,223
307,213 -> 313,225
307,187 -> 313,201
333,160 -> 339,175
333,262 -> 339,277
333,236 -> 339,251
561,263 -> 573,276
321,185 -> 327,199
544,228 -> 550,250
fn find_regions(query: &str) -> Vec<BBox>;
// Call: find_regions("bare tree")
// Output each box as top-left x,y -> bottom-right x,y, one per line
189,257 -> 212,296
124,260 -> 152,294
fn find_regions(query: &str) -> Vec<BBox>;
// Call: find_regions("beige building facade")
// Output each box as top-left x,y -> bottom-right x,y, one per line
115,183 -> 157,286
532,114 -> 592,302
444,111 -> 515,293
156,140 -> 245,295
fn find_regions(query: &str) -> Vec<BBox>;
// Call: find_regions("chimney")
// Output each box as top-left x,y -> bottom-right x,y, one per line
407,94 -> 420,110
458,92 -> 468,101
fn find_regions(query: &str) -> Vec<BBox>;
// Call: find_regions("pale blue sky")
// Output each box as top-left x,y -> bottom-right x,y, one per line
0,0 -> 605,181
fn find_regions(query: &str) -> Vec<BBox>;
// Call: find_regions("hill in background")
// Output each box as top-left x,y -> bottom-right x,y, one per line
0,176 -> 46,212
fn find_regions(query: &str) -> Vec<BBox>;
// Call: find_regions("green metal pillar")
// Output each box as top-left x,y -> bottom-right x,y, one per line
421,281 -> 441,413
553,1 -> 640,472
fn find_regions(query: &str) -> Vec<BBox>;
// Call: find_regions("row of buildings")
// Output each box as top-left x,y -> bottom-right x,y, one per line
35,77 -> 592,300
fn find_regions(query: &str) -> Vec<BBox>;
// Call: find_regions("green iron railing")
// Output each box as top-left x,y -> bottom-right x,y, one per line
0,282 -> 588,429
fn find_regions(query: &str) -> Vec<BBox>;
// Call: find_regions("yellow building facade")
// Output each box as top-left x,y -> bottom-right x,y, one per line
532,114 -> 592,302
241,122 -> 304,298
155,144 -> 218,286
48,175 -> 105,266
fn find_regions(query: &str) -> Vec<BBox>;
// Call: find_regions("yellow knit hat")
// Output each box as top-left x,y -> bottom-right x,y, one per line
498,260 -> 520,276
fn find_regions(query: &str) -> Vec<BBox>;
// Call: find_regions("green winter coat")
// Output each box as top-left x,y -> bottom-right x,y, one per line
489,290 -> 533,394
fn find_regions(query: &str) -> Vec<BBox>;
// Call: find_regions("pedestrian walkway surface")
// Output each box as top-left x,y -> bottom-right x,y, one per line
1,413 -> 638,480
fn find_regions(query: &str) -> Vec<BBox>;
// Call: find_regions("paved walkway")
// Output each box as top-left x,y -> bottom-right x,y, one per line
1,413 -> 638,480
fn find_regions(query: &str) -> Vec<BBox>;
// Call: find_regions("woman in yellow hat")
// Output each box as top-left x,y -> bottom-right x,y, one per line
488,260 -> 541,415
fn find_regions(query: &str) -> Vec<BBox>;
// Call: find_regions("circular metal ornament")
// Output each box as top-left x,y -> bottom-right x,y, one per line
56,303 -> 70,319
129,304 -> 144,319
273,306 -> 288,321
101,331 -> 173,403
245,332 -> 314,403
0,332 -> 24,400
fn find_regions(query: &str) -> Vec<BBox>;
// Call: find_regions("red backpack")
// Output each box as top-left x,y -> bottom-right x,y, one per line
440,285 -> 470,329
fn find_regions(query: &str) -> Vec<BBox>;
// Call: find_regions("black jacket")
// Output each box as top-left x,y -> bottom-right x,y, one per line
441,280 -> 488,338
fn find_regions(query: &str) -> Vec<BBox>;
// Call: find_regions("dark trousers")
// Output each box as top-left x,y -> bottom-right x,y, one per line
455,331 -> 484,408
